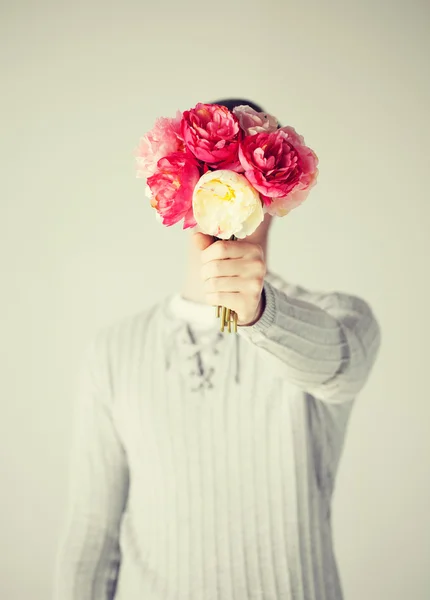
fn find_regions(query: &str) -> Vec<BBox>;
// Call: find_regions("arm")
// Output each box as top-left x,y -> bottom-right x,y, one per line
238,279 -> 381,403
194,234 -> 381,404
54,330 -> 129,599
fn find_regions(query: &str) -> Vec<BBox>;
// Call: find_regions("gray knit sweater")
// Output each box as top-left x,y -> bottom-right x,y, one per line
55,271 -> 381,600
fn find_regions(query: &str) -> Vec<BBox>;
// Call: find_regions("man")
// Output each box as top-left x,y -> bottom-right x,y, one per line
55,99 -> 381,599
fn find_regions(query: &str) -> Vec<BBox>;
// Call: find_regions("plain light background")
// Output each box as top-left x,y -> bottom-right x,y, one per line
1,0 -> 429,598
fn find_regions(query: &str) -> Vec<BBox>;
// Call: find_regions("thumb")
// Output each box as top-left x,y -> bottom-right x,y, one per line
192,231 -> 214,252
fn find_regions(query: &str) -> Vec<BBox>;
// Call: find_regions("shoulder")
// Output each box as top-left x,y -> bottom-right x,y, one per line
84,299 -> 166,373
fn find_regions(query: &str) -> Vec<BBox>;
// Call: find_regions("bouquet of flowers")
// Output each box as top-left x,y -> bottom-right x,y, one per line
136,102 -> 319,332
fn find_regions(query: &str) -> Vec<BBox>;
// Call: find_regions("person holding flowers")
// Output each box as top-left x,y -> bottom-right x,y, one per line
55,99 -> 381,600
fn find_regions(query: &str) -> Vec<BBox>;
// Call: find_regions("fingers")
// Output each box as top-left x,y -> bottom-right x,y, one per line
197,237 -> 266,326
205,291 -> 261,322
201,258 -> 265,281
201,239 -> 263,264
204,275 -> 263,295
193,232 -> 214,252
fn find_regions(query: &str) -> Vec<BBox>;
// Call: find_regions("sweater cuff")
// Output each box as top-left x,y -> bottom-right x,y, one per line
239,279 -> 277,337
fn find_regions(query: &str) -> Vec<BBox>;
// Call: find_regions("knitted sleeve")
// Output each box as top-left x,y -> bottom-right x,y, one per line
238,278 -> 381,403
54,329 -> 129,600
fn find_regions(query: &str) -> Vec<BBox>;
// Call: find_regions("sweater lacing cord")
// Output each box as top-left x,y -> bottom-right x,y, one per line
165,322 -> 241,391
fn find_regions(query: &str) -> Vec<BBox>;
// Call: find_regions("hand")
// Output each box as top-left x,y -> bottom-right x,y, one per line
193,232 -> 267,326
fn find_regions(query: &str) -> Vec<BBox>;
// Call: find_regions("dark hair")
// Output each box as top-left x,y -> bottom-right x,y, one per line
210,98 -> 266,113
210,98 -> 281,127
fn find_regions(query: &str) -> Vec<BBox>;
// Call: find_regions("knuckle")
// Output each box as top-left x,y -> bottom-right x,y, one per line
217,241 -> 229,257
214,261 -> 223,276
200,248 -> 209,263
253,243 -> 264,258
255,258 -> 266,276
206,278 -> 217,292
250,280 -> 262,297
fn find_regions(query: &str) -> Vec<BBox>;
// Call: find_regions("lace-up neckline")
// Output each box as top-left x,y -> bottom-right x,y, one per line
162,294 -> 239,391
161,273 -> 279,390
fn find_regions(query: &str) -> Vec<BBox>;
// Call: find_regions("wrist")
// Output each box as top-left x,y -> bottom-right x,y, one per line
240,289 -> 266,327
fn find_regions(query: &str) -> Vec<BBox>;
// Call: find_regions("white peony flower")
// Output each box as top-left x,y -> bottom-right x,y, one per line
192,170 -> 264,239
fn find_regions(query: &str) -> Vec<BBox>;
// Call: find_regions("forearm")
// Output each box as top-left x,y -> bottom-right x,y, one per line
54,442 -> 128,600
238,279 -> 381,401
54,331 -> 129,599
55,519 -> 121,600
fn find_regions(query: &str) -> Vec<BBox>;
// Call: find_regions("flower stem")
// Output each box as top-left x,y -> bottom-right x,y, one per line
215,234 -> 237,333
220,306 -> 227,332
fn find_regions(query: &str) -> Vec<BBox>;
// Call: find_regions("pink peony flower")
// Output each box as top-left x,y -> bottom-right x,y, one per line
147,152 -> 200,229
239,126 -> 318,216
181,103 -> 242,171
136,111 -> 185,179
233,105 -> 278,136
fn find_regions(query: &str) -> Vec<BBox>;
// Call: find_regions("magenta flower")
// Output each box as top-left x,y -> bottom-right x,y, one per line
181,103 -> 242,171
136,111 -> 185,179
239,127 -> 319,216
147,152 -> 200,229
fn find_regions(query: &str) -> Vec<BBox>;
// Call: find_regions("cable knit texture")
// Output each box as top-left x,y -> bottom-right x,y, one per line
55,271 -> 381,600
